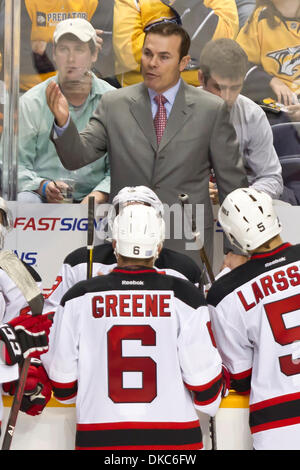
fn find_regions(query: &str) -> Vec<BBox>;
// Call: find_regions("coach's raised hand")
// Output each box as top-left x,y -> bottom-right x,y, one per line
46,80 -> 70,128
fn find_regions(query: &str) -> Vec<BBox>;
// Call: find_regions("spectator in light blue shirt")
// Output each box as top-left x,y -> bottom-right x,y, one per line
17,18 -> 114,204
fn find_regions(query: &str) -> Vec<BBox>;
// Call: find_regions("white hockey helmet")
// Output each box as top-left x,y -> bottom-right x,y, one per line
112,204 -> 165,259
218,188 -> 282,252
108,186 -> 164,232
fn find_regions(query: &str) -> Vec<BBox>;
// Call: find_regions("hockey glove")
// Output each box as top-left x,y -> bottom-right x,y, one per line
0,313 -> 53,365
3,358 -> 52,416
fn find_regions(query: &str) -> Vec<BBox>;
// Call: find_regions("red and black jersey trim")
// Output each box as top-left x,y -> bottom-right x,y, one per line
250,243 -> 292,260
52,380 -> 78,401
113,268 -> 157,274
230,369 -> 252,395
185,373 -> 222,406
75,421 -> 203,450
61,265 -> 206,309
250,392 -> 300,434
65,242 -> 116,268
207,244 -> 300,307
64,244 -> 202,285
155,247 -> 202,285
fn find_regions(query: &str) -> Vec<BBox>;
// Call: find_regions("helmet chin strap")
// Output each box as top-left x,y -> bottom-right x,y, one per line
227,234 -> 248,255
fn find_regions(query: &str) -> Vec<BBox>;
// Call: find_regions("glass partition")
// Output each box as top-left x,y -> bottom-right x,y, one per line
1,0 -> 20,200
0,0 -> 298,206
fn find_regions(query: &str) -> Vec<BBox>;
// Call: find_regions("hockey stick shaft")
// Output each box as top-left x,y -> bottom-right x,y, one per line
200,246 -> 215,284
178,193 -> 217,450
178,194 -> 215,284
1,291 -> 44,450
87,196 -> 95,279
1,356 -> 31,450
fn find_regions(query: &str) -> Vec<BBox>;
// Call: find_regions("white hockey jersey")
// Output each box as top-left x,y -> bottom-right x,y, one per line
43,243 -> 202,312
0,262 -> 42,428
207,243 -> 300,450
45,266 -> 222,450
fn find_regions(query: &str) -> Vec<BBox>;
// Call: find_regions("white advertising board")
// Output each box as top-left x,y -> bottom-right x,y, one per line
4,202 -> 98,292
3,200 -> 299,292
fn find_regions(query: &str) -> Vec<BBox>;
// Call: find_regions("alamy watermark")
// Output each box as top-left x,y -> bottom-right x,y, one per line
94,202 -> 205,251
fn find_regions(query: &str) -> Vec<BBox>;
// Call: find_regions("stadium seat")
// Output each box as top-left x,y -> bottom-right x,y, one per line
272,122 -> 300,157
272,123 -> 300,205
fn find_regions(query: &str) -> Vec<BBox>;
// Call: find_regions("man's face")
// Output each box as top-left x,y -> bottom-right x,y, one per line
201,72 -> 244,108
141,33 -> 190,94
53,37 -> 97,84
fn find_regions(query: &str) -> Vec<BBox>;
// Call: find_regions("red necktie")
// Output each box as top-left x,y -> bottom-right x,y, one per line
154,95 -> 167,145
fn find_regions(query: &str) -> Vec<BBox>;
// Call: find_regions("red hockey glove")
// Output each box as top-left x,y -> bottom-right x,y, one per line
3,358 -> 52,416
0,313 -> 53,365
221,364 -> 231,398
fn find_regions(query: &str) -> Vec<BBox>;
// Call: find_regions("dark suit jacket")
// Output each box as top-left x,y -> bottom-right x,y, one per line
52,80 -> 248,265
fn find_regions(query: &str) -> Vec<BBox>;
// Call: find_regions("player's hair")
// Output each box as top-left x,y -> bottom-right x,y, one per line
244,1 -> 294,32
258,234 -> 279,250
54,33 -> 96,55
117,254 -> 154,267
144,22 -> 191,60
199,38 -> 248,82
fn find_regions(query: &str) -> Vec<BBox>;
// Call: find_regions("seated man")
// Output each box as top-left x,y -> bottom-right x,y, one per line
0,0 -> 116,93
198,38 -> 283,203
17,18 -> 114,204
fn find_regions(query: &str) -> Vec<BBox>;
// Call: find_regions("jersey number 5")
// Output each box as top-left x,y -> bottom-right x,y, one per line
107,325 -> 157,403
265,293 -> 300,376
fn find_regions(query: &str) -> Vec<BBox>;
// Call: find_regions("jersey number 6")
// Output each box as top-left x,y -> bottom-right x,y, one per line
107,324 -> 157,403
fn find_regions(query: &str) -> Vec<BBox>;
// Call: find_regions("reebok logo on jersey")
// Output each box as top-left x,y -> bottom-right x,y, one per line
265,257 -> 286,267
122,280 -> 144,285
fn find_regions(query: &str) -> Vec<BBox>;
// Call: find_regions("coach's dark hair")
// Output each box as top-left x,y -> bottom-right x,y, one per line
54,33 -> 97,55
199,38 -> 248,83
144,22 -> 191,60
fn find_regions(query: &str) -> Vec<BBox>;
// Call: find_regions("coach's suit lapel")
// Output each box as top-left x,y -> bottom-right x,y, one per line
159,81 -> 193,152
129,84 -> 157,151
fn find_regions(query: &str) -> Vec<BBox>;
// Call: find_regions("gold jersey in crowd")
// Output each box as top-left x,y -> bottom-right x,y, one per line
237,6 -> 300,97
113,0 -> 240,87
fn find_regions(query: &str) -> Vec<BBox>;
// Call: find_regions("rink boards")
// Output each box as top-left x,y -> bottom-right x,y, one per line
1,201 -> 299,450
